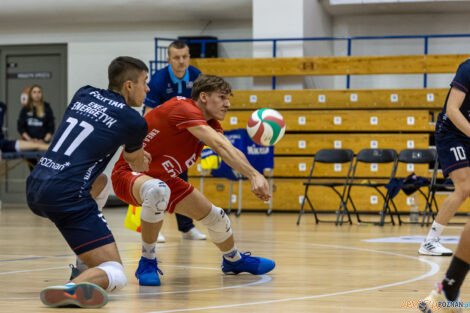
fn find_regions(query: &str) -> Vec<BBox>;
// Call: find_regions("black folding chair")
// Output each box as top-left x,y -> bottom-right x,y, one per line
423,153 -> 455,226
392,149 -> 437,225
341,148 -> 398,226
297,149 -> 354,225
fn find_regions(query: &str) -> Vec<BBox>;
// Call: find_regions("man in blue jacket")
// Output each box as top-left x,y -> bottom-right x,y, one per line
143,40 -> 206,241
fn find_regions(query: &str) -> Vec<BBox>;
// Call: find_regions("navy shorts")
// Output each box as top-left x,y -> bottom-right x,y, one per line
29,203 -> 115,255
0,139 -> 17,153
435,131 -> 470,176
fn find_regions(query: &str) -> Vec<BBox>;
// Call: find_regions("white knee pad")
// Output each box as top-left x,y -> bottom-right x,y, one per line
95,175 -> 111,212
96,261 -> 127,292
140,179 -> 171,223
200,205 -> 232,243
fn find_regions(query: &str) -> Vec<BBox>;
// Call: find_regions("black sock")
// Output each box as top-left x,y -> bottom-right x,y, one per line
442,256 -> 470,301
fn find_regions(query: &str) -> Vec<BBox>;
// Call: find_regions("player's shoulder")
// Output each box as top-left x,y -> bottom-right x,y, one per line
208,119 -> 223,132
188,65 -> 202,76
121,107 -> 147,130
167,96 -> 197,107
458,59 -> 470,71
151,66 -> 171,81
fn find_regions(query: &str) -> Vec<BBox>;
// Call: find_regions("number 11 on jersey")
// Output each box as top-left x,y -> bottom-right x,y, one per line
52,117 -> 94,156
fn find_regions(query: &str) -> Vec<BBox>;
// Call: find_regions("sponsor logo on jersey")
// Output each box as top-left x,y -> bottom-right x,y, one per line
89,90 -> 125,109
143,129 -> 160,147
38,157 -> 71,171
70,101 -> 117,128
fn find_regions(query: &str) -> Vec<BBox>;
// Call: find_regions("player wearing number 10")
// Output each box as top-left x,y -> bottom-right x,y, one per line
26,56 -> 151,308
417,59 -> 470,312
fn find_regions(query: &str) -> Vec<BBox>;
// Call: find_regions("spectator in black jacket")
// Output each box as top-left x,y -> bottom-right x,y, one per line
17,85 -> 55,169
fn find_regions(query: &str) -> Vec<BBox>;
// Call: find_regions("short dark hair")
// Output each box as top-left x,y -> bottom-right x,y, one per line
108,56 -> 148,91
191,74 -> 232,100
168,41 -> 189,56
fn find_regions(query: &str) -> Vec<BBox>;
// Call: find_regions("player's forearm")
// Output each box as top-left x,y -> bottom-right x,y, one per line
123,148 -> 148,172
214,143 -> 259,180
21,132 -> 31,141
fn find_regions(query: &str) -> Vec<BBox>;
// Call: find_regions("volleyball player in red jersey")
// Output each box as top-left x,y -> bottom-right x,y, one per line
112,74 -> 275,286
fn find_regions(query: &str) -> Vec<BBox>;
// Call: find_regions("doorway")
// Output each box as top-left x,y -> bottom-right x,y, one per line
0,44 -> 67,202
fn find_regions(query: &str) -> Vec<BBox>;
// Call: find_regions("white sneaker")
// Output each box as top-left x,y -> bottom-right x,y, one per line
419,238 -> 453,256
157,233 -> 166,243
182,228 -> 206,240
418,283 -> 462,313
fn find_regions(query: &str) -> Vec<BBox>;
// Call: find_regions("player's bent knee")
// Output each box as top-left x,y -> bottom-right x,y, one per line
96,261 -> 126,292
199,204 -> 232,243
140,179 -> 171,223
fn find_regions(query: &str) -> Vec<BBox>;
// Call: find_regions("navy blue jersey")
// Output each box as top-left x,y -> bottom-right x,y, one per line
144,65 -> 201,109
436,59 -> 470,137
27,86 -> 147,211
0,101 -> 6,139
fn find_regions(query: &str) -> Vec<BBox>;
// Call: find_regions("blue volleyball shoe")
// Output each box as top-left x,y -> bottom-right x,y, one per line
222,252 -> 275,275
135,256 -> 163,286
40,282 -> 108,308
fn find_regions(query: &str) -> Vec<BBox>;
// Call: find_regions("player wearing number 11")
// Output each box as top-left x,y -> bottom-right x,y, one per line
26,56 -> 151,308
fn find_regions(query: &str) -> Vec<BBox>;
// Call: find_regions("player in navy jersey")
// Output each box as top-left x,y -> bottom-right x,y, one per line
143,40 -> 205,242
419,59 -> 470,257
26,56 -> 151,308
418,59 -> 470,312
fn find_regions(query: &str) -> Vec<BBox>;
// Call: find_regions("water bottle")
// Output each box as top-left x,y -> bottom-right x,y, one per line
410,193 -> 419,223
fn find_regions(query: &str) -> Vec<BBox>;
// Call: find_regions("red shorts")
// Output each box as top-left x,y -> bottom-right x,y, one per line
111,164 -> 194,214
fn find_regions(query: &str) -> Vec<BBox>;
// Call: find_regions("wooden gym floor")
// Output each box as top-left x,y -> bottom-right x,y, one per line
0,205 -> 468,313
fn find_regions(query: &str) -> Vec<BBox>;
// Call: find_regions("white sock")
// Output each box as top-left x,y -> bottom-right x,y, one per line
142,241 -> 157,260
426,221 -> 445,241
223,246 -> 241,262
76,257 -> 89,272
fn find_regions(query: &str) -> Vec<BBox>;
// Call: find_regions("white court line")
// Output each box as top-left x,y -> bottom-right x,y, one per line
145,243 -> 440,313
0,254 -> 45,258
0,264 -> 269,300
0,266 -> 67,276
0,242 -> 441,309
110,273 -> 271,297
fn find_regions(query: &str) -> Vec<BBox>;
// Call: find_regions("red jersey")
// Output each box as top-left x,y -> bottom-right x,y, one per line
114,96 -> 223,182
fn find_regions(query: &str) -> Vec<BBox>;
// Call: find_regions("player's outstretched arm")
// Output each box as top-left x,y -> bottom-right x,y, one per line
123,148 -> 150,173
17,140 -> 49,151
446,87 -> 470,136
187,125 -> 271,201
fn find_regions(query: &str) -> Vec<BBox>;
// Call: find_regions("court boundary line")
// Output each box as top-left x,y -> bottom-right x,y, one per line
144,242 -> 440,313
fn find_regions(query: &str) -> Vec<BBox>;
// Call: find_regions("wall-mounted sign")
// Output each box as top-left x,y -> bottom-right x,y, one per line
7,72 -> 52,79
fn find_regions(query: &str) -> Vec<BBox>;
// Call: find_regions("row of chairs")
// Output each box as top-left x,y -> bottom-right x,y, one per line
296,148 -> 448,226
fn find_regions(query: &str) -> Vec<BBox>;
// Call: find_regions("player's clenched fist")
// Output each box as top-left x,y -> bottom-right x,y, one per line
250,173 -> 271,202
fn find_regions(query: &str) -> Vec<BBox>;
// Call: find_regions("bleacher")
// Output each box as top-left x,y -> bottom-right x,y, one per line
181,52 -> 470,215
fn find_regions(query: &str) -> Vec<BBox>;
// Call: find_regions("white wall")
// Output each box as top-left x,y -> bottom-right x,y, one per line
303,0 -> 334,89
253,0 -> 306,90
0,20 -> 251,183
0,20 -> 252,101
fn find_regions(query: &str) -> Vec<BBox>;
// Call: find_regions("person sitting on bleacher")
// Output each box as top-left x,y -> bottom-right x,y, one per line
0,100 -> 48,161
